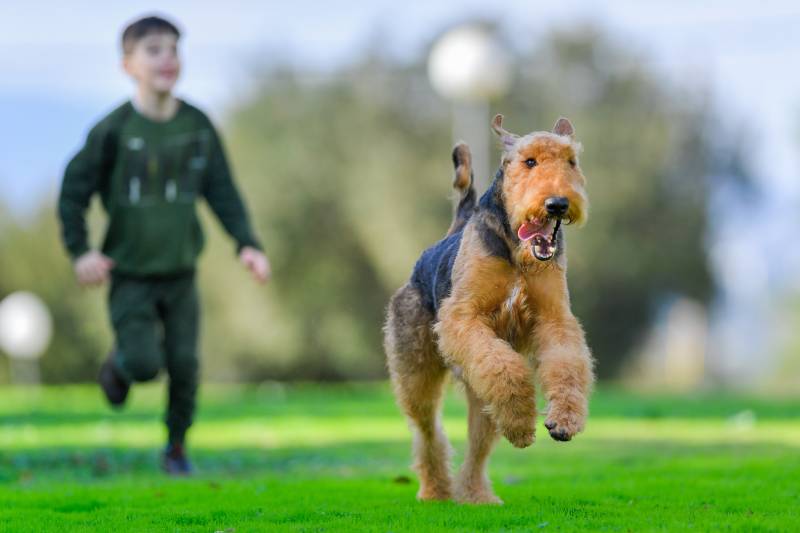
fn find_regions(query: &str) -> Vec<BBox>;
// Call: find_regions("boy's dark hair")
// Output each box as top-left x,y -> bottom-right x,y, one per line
121,15 -> 181,54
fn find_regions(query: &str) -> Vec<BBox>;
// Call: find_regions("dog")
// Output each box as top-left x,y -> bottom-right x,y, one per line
384,115 -> 594,504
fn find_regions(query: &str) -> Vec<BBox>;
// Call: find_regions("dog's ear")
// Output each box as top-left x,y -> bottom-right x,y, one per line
553,117 -> 574,138
491,114 -> 519,151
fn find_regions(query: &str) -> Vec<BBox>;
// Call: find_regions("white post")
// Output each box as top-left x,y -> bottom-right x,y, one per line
452,100 -> 492,192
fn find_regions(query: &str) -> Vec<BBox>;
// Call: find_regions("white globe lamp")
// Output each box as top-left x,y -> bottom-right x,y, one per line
0,291 -> 53,383
428,25 -> 513,189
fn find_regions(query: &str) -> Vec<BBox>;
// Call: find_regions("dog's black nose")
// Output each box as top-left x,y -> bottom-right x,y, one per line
545,196 -> 569,217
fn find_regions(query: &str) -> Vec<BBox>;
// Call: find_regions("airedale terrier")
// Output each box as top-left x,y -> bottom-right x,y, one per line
384,115 -> 594,504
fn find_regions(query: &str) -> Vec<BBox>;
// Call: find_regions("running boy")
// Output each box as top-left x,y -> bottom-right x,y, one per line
58,15 -> 270,475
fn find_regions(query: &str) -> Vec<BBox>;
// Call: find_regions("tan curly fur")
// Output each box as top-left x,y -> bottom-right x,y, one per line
384,116 -> 594,505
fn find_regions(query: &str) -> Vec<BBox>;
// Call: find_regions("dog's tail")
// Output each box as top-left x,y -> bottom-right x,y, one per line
446,142 -> 477,236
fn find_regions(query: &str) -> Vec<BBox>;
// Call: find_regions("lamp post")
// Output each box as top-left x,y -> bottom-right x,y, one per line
428,25 -> 512,190
0,291 -> 53,384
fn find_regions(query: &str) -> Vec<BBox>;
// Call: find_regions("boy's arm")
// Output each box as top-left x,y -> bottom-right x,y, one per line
202,126 -> 262,252
58,124 -> 116,286
58,125 -> 106,260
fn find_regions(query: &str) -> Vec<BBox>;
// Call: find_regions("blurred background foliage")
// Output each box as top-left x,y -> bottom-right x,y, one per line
0,27 -> 749,382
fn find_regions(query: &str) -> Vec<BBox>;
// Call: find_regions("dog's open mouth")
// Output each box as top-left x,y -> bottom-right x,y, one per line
517,217 -> 562,261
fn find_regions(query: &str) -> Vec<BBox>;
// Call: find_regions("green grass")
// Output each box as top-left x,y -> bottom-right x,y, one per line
1,383 -> 799,532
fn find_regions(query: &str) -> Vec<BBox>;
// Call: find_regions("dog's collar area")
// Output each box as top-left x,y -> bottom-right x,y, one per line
479,170 -> 515,240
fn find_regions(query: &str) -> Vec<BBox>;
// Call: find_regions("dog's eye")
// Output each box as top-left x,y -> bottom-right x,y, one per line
525,158 -> 537,168
568,158 -> 576,168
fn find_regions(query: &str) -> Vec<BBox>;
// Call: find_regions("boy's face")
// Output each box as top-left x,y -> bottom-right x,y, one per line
123,32 -> 181,95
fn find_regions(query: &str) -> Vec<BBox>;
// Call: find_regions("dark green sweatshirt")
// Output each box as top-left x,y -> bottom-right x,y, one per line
58,100 -> 260,276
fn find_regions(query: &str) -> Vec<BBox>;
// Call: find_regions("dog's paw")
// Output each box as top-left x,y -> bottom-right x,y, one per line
416,486 -> 452,501
455,490 -> 504,505
454,472 -> 503,505
497,411 -> 536,448
493,396 -> 537,448
544,401 -> 586,442
503,426 -> 535,448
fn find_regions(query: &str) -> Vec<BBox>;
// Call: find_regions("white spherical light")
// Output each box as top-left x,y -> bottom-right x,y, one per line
0,291 -> 53,360
428,26 -> 513,102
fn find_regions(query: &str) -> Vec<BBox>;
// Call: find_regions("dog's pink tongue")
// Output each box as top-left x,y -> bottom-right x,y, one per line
518,222 -> 538,241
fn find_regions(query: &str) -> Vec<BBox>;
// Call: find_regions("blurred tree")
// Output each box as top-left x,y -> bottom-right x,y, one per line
207,28 -> 722,380
1,26 -> 742,382
197,62 -> 454,380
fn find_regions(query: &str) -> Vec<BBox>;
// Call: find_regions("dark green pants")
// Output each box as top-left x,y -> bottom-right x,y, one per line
109,273 -> 199,444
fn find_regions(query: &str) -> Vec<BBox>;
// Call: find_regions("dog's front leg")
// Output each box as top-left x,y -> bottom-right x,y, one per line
527,268 -> 594,441
436,258 -> 537,449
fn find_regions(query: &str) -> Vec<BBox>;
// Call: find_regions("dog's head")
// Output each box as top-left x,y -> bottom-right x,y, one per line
492,114 -> 589,261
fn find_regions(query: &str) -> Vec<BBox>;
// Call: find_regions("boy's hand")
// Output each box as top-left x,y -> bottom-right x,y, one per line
239,246 -> 271,284
74,250 -> 115,287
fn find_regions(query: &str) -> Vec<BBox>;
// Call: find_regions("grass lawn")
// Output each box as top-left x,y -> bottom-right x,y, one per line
1,383 -> 799,532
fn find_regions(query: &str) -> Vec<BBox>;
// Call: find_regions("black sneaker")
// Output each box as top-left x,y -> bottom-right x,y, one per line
98,355 -> 129,408
162,443 -> 193,476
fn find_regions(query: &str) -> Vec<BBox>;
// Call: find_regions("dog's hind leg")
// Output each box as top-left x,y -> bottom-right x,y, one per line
385,283 -> 453,501
454,384 -> 502,505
